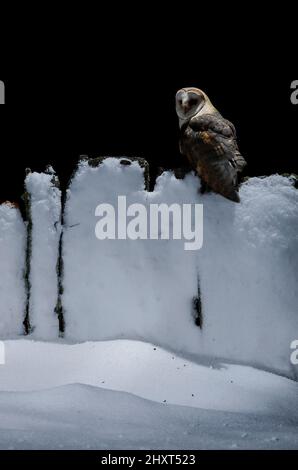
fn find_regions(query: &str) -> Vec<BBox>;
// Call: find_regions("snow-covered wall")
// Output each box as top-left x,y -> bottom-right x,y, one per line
25,169 -> 62,339
0,203 -> 26,338
62,158 -> 298,379
196,174 -> 298,379
62,158 -> 201,349
0,157 -> 297,380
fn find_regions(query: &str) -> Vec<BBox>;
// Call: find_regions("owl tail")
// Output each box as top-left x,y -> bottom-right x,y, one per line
198,160 -> 241,203
223,188 -> 240,203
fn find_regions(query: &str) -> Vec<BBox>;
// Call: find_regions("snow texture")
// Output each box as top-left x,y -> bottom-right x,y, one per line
1,157 -> 297,380
25,169 -> 62,339
0,339 -> 297,450
63,158 -> 201,350
196,174 -> 298,380
63,158 -> 298,379
0,204 -> 26,338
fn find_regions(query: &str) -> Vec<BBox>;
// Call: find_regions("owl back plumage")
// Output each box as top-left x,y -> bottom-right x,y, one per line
176,88 -> 247,203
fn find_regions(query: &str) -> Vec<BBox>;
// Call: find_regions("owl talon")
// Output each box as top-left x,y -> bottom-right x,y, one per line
200,180 -> 212,194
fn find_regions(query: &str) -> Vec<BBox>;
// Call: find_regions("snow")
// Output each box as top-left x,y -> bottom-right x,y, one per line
1,157 -> 298,449
196,174 -> 298,379
63,158 -> 201,350
25,170 -> 61,339
0,339 -> 297,450
0,203 -> 26,338
63,158 -> 298,379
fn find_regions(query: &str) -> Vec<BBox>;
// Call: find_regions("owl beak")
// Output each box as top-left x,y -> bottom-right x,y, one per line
182,102 -> 189,113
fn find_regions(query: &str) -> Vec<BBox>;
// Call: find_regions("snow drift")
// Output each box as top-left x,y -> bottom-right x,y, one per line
0,203 -> 26,338
0,339 -> 298,450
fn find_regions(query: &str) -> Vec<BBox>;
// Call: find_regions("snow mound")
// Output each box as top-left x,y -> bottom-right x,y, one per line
0,340 -> 297,450
0,204 -> 26,338
1,383 -> 297,450
1,339 -> 298,416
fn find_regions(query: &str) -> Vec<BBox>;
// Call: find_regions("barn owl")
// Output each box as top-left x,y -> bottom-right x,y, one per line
175,87 -> 247,202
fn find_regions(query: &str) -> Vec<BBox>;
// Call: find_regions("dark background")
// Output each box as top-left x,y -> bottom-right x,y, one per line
0,22 -> 297,203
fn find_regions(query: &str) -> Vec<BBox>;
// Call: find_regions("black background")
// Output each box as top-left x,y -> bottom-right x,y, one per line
0,10 -> 297,462
0,14 -> 297,204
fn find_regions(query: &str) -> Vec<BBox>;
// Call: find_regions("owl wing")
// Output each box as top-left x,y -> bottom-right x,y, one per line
189,114 -> 247,173
185,114 -> 246,202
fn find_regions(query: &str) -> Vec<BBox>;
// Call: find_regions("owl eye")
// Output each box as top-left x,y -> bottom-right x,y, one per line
188,98 -> 198,107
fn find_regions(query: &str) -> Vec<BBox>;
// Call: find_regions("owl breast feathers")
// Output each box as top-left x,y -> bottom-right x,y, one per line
176,88 -> 247,203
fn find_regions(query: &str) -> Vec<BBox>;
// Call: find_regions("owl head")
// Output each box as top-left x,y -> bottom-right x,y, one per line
175,87 -> 217,128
